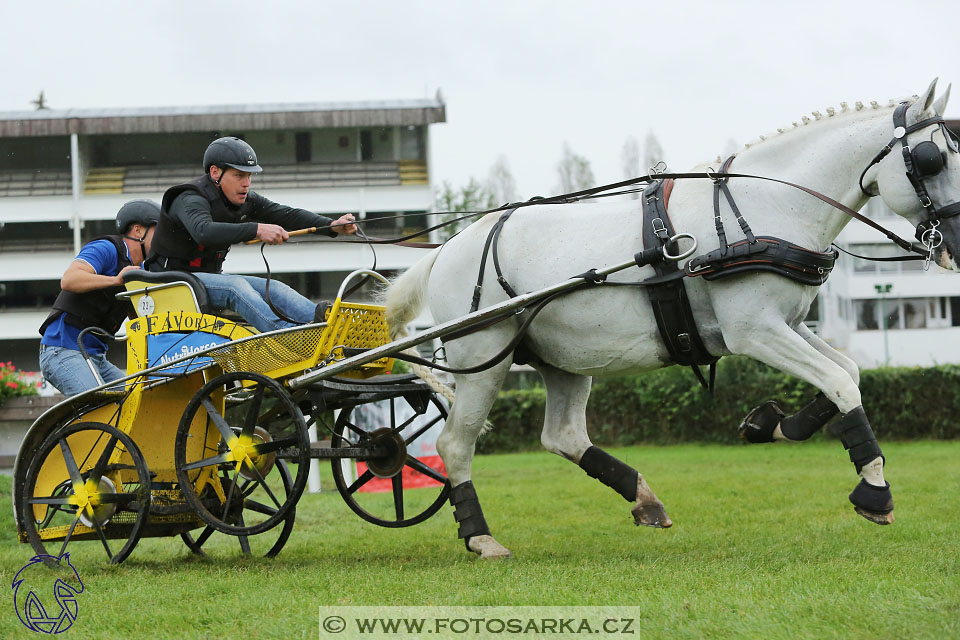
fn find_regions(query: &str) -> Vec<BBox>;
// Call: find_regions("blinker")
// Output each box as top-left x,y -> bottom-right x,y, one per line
912,140 -> 946,177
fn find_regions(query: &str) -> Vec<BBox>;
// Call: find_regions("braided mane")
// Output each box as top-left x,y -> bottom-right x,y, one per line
720,95 -> 919,162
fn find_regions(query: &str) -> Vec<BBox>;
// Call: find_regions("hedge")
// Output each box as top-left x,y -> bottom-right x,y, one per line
476,357 -> 960,453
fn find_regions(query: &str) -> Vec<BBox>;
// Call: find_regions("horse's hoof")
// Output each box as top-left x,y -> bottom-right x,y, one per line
632,502 -> 673,528
466,535 -> 513,559
737,400 -> 784,443
849,479 -> 894,525
854,506 -> 895,525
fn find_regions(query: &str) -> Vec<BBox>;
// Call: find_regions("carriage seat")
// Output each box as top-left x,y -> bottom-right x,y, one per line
120,269 -> 215,317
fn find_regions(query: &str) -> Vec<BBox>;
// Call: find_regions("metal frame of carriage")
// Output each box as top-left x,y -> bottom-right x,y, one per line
12,268 -> 454,564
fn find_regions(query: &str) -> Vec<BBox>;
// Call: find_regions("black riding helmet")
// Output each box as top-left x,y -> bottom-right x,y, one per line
115,199 -> 160,234
203,137 -> 263,175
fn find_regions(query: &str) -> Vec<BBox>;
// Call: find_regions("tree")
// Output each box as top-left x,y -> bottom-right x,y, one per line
555,142 -> 595,194
621,135 -> 640,179
486,155 -> 518,205
642,130 -> 666,174
433,179 -> 497,239
621,135 -> 641,199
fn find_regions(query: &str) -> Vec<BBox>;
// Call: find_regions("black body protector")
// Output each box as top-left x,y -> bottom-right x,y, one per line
38,235 -> 133,337
150,176 -> 248,273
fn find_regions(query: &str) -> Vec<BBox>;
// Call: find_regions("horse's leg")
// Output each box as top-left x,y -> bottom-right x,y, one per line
533,363 -> 672,528
729,323 -> 894,525
739,323 -> 855,443
437,356 -> 514,559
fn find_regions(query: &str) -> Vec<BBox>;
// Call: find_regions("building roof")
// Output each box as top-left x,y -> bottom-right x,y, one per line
0,98 -> 446,137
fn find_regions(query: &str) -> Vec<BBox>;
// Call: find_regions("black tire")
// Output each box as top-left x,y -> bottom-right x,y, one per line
21,422 -> 151,565
331,392 -> 450,527
180,460 -> 296,558
174,372 -> 309,536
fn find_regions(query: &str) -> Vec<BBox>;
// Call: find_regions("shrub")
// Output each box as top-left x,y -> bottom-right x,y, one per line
476,357 -> 959,452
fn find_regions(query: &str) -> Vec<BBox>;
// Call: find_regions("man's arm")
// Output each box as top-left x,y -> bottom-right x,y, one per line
61,261 -> 139,292
247,192 -> 339,237
61,238 -> 137,292
172,193 -> 260,245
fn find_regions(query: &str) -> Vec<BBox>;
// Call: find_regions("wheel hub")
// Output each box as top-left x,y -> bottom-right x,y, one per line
77,476 -> 118,527
365,428 -> 407,478
237,426 -> 277,481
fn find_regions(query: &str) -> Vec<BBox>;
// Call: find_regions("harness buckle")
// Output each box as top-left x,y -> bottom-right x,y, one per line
651,217 -> 669,239
705,166 -> 721,184
920,195 -> 933,208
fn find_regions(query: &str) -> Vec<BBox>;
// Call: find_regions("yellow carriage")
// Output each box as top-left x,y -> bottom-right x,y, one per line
13,269 -> 450,563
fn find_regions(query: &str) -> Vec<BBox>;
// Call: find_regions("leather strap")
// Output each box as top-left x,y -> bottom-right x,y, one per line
641,181 -> 718,370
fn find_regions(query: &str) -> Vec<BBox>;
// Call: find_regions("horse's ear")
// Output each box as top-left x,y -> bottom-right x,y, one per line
916,78 -> 938,116
932,83 -> 951,116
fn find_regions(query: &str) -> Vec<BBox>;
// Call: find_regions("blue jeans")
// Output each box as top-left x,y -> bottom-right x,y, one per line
193,273 -> 317,333
39,345 -> 125,397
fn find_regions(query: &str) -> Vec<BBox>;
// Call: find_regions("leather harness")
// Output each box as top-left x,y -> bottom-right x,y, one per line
465,159 -> 840,389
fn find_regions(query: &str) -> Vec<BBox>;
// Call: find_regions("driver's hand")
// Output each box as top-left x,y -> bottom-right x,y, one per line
331,214 -> 358,235
256,223 -> 289,245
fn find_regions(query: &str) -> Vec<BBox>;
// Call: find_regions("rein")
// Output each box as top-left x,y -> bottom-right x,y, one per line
313,169 -> 933,261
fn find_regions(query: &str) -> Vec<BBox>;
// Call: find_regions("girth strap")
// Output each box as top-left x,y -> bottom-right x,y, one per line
640,180 -> 719,382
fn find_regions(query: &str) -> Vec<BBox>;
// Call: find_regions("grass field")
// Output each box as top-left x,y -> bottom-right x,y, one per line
2,440 -> 958,639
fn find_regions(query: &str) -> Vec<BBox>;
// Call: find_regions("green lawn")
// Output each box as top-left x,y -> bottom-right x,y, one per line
2,440 -> 958,639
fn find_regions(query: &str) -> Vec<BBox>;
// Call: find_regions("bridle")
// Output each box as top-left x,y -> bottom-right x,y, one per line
859,101 -> 960,265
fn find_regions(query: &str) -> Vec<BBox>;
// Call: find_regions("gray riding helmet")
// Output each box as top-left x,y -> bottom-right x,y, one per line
203,137 -> 263,174
115,199 -> 160,234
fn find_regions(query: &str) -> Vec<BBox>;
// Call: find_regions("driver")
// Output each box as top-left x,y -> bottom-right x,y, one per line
39,200 -> 160,396
145,136 -> 358,332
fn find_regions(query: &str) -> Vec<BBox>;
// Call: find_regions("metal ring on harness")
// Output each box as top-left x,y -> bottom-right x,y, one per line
921,222 -> 943,250
662,233 -> 698,261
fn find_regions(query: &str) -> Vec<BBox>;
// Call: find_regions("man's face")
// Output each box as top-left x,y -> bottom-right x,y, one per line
212,167 -> 253,205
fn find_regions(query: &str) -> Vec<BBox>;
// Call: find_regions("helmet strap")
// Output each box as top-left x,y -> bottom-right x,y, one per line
123,227 -> 147,263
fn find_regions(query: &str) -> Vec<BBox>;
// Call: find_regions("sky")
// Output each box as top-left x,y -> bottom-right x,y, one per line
1,0 -> 959,198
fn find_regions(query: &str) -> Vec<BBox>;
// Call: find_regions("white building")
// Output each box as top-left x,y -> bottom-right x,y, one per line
817,178 -> 960,369
0,98 -> 445,372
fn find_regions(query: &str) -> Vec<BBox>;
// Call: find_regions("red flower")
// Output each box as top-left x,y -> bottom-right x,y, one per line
5,381 -> 18,389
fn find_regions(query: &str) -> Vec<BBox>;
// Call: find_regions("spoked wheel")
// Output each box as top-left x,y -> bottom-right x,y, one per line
180,460 -> 296,558
331,391 -> 450,527
21,422 -> 151,565
175,372 -> 310,536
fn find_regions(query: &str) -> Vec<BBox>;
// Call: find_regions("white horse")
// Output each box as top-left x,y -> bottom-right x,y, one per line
386,80 -> 960,558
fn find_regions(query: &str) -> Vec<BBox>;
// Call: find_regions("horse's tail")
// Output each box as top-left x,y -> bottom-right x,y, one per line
383,248 -> 457,407
385,247 -> 442,340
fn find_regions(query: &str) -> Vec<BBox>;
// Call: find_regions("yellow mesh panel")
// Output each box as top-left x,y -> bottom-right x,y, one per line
207,325 -> 326,377
319,301 -> 393,378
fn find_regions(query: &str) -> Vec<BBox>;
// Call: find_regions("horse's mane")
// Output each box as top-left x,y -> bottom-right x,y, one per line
720,95 -> 920,162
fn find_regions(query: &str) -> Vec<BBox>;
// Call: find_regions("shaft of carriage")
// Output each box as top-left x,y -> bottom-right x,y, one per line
290,256 -> 646,387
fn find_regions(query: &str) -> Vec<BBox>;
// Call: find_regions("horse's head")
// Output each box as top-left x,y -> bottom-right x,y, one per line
866,79 -> 960,270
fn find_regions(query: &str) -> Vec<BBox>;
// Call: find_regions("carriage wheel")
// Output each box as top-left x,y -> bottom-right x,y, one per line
175,371 -> 310,536
21,422 -> 151,565
180,460 -> 296,558
331,391 -> 450,527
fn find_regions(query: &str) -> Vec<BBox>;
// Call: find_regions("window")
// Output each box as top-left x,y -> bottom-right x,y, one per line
360,130 -> 373,161
855,299 -> 879,330
902,299 -> 925,329
853,297 -> 952,331
294,132 -> 311,163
